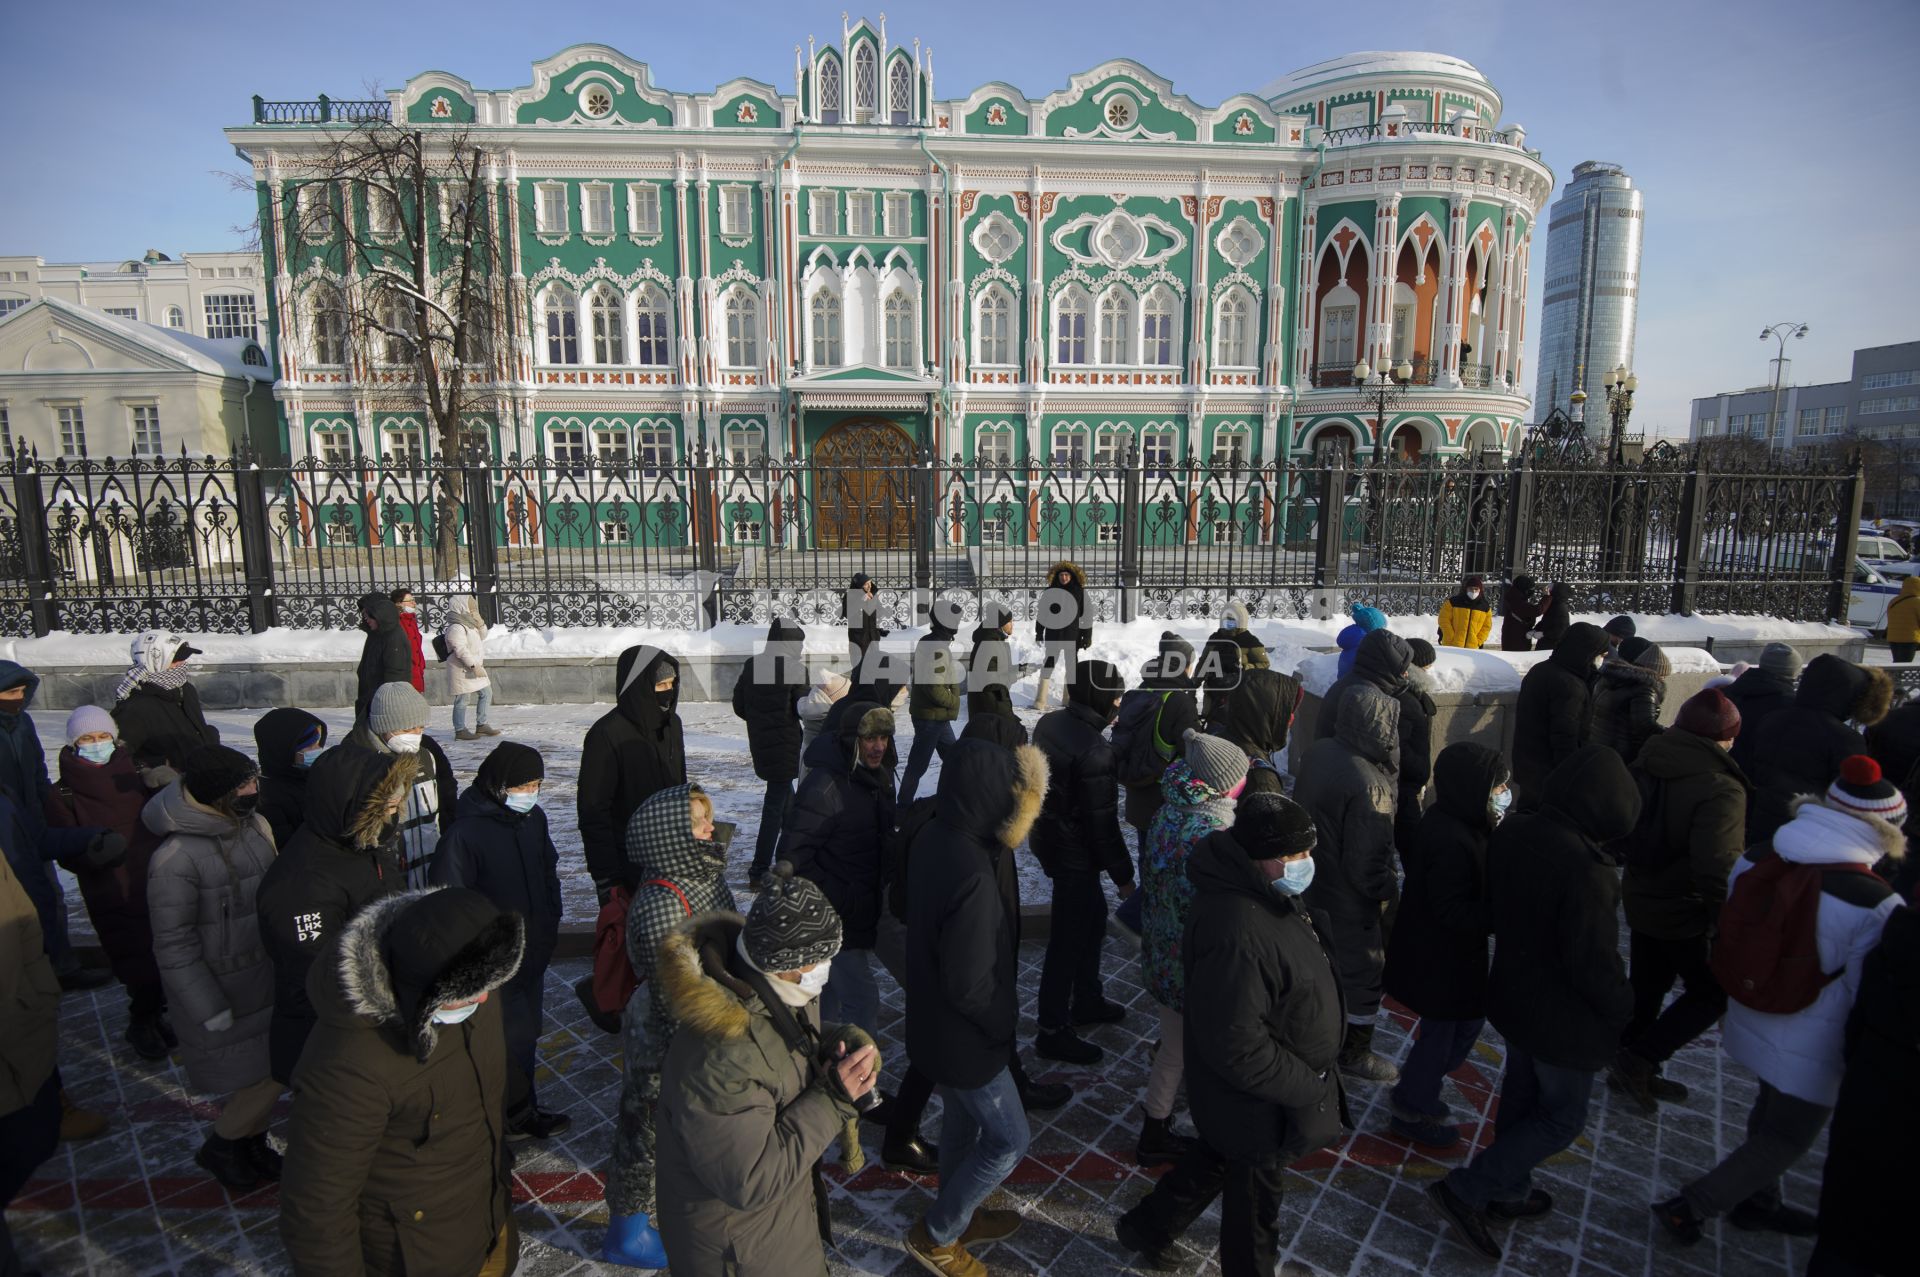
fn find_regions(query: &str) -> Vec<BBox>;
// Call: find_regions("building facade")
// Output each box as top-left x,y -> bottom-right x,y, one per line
0,251 -> 271,353
1532,160 -> 1642,430
226,32 -> 1551,549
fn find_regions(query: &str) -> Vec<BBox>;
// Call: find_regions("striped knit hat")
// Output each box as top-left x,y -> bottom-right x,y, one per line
743,862 -> 842,972
1826,755 -> 1908,826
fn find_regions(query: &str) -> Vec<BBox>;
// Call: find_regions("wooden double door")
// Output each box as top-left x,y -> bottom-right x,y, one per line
816,419 -> 915,550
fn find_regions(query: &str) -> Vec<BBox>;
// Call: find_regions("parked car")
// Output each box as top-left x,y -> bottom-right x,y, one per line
1850,558 -> 1904,632
1857,534 -> 1919,580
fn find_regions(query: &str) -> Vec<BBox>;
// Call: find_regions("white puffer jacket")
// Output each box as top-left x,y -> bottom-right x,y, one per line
442,606 -> 490,696
1720,800 -> 1902,1106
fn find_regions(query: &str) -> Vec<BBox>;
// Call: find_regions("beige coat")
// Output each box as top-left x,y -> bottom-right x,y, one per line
0,842 -> 59,1115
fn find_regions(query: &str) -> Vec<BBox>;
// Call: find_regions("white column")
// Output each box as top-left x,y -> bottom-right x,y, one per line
1294,201 -> 1317,391
1438,192 -> 1470,387
1367,194 -> 1400,371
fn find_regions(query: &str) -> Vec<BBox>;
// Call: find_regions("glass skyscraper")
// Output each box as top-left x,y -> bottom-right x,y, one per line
1533,161 -> 1643,433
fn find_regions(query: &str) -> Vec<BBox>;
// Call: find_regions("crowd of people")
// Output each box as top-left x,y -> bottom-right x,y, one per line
0,570 -> 1911,1277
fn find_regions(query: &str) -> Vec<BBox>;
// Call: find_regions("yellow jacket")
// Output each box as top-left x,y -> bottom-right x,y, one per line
1437,596 -> 1494,649
1887,576 -> 1920,643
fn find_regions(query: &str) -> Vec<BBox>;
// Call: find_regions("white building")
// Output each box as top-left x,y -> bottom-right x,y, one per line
0,250 -> 270,355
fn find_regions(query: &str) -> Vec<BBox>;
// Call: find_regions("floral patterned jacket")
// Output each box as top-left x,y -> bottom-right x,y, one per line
1140,760 -> 1238,1012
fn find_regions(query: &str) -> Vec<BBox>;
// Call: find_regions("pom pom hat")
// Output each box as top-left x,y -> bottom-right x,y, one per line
1825,755 -> 1908,827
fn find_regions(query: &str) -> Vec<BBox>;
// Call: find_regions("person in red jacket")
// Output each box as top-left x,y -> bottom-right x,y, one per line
390,588 -> 427,693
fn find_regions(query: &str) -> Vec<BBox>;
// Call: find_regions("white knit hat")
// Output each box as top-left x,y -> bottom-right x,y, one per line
1826,755 -> 1909,827
66,705 -> 116,743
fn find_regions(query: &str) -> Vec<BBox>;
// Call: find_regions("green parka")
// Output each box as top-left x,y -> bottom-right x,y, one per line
1622,728 -> 1750,940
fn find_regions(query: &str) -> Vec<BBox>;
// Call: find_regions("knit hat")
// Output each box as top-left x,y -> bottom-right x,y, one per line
1406,638 -> 1437,669
182,744 -> 259,805
856,706 -> 895,738
1603,616 -> 1637,642
743,863 -> 843,972
476,741 -> 545,795
1826,755 -> 1908,826
1183,727 -> 1251,796
1674,687 -> 1742,741
1349,604 -> 1389,633
1760,642 -> 1804,681
1157,631 -> 1197,681
368,682 -> 430,736
1618,636 -> 1652,664
1231,792 -> 1317,860
65,705 -> 116,743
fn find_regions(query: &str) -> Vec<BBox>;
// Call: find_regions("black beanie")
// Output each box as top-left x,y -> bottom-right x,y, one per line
744,862 -> 843,971
476,740 -> 545,795
1406,637 -> 1437,669
182,744 -> 258,805
1231,793 -> 1317,860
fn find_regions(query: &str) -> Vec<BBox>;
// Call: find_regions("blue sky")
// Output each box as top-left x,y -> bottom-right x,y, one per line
3,0 -> 1914,435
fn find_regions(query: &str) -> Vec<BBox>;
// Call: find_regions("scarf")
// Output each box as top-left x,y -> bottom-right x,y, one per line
116,662 -> 193,703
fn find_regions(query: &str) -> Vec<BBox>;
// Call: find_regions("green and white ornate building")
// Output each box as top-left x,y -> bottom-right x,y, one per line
229,28 -> 1550,547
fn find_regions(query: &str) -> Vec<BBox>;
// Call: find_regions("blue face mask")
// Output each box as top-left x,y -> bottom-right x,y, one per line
504,790 -> 540,814
431,1001 -> 480,1026
1489,787 -> 1513,823
294,747 -> 324,770
76,741 -> 115,766
1270,856 -> 1316,897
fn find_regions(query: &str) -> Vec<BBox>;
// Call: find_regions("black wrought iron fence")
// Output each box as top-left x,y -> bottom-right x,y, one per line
0,425 -> 1863,638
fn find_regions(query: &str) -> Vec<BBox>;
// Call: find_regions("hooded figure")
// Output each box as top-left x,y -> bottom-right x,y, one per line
443,595 -> 495,737
1509,622 -> 1613,811
961,682 -> 1028,750
1198,601 -> 1265,717
3,663 -> 103,982
0,660 -> 50,822
1746,654 -> 1893,846
579,645 -> 687,898
1591,637 -> 1672,762
1725,643 -> 1800,777
967,600 -> 1019,701
1437,574 -> 1493,650
732,620 -> 808,884
353,594 -> 413,725
1534,581 -> 1572,650
900,620 -> 963,808
1205,666 -> 1304,766
343,683 -> 457,890
1334,604 -> 1389,679
1115,635 -> 1205,835
796,667 -> 850,783
781,701 -> 898,953
279,888 -> 525,1277
257,748 -> 413,1084
1293,684 -> 1402,1081
1499,575 -> 1547,652
112,631 -> 219,759
430,741 -> 564,1134
253,707 -> 328,849
844,572 -> 888,669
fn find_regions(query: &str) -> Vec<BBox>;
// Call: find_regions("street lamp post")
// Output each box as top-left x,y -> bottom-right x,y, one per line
1759,321 -> 1810,451
1601,363 -> 1638,463
1598,363 -> 1640,579
1354,356 -> 1415,462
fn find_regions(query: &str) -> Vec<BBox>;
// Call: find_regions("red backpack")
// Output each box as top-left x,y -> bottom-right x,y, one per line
589,878 -> 693,1015
1710,848 -> 1890,1015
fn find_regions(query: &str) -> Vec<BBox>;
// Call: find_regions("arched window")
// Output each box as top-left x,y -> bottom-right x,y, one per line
377,291 -> 413,365
458,295 -> 491,365
164,305 -> 185,329
817,54 -> 842,124
543,285 -> 579,364
1098,289 -> 1134,365
1052,423 -> 1090,475
809,288 -> 843,367
975,286 -> 1013,365
1318,283 -> 1361,369
852,43 -> 877,119
1312,427 -> 1356,466
723,287 -> 759,368
1142,287 -> 1179,366
589,284 -> 624,364
883,290 -> 915,369
1055,288 -> 1089,365
1214,287 -> 1255,368
634,284 -> 671,366
308,285 -> 348,365
888,58 -> 914,125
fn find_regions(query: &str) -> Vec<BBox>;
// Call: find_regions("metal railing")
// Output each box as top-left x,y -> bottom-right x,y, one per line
251,95 -> 393,125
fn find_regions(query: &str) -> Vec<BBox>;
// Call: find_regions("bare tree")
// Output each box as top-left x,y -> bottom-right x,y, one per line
279,119 -> 511,580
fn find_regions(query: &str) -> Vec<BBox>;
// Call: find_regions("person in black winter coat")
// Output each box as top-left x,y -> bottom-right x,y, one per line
961,683 -> 1028,750
1315,629 -> 1434,849
1590,636 -> 1671,763
1810,904 -> 1917,1276
255,747 -> 412,1084
1509,622 -> 1612,811
111,631 -> 221,761
730,620 -> 808,887
1118,636 -> 1204,836
1534,581 -> 1572,650
1205,666 -> 1303,766
1724,643 -> 1799,777
253,708 -> 327,851
1746,654 -> 1892,846
966,601 -> 1018,701
903,738 -> 1048,1258
578,645 -> 687,902
1030,658 -> 1133,1064
779,699 -> 897,1037
1499,576 -> 1547,652
430,741 -> 567,1139
1033,560 -> 1091,712
353,594 -> 414,726
1429,744 -> 1639,1262
1382,743 -> 1509,1149
1115,794 -> 1346,1275
845,572 -> 888,672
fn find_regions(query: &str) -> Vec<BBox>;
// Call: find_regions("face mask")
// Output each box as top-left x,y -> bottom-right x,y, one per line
796,963 -> 832,999
295,747 -> 323,770
1592,656 -> 1606,673
0,701 -> 22,716
1489,788 -> 1513,824
77,741 -> 115,765
431,1001 -> 480,1026
1468,590 -> 1482,600
1270,856 -> 1316,897
386,733 -> 423,755
504,790 -> 539,814
230,793 -> 260,817
656,689 -> 676,712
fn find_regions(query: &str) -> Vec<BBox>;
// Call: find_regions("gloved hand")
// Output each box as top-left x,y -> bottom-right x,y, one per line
204,1009 -> 235,1033
82,830 -> 127,871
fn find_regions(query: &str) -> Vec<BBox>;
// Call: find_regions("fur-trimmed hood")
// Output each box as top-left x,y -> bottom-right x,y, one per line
1599,644 -> 1671,688
936,739 -> 1048,849
1795,655 -> 1894,729
1045,560 -> 1087,590
301,747 -> 415,851
330,887 -> 524,1062
656,911 -> 760,1042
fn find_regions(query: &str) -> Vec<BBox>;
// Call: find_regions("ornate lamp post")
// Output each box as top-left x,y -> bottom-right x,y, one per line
1601,363 -> 1638,463
1760,321 -> 1809,452
1354,356 -> 1415,462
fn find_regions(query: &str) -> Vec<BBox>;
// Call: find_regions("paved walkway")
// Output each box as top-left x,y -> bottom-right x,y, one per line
14,934 -> 1821,1276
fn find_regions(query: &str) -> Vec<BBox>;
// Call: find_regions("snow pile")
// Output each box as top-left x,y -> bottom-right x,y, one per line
1296,642 -> 1724,699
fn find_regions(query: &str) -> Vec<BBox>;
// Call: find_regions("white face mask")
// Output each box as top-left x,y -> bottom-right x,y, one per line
1591,656 -> 1606,673
795,963 -> 832,999
386,732 -> 424,755
431,1001 -> 480,1026
737,933 -> 830,1006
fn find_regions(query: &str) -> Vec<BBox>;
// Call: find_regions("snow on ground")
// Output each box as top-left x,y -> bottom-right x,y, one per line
1294,642 -> 1726,699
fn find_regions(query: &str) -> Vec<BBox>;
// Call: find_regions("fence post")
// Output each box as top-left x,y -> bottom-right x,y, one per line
233,458 -> 278,633
1670,455 -> 1709,617
12,455 -> 54,637
462,453 -> 501,627
688,441 -> 719,631
1829,456 -> 1867,624
1314,461 -> 1347,595
913,441 -> 934,605
1119,444 -> 1143,623
1502,448 -> 1536,584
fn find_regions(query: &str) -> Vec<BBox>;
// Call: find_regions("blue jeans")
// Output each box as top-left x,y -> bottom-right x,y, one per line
898,717 -> 954,809
753,780 -> 793,879
453,685 -> 492,732
1392,1017 -> 1485,1119
820,947 -> 878,1037
1443,1046 -> 1595,1209
927,1067 -> 1032,1246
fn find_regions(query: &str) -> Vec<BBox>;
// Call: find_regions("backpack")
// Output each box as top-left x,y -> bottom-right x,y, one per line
1710,848 -> 1892,1015
1113,689 -> 1176,788
589,877 -> 693,1014
431,630 -> 451,663
1613,765 -> 1676,870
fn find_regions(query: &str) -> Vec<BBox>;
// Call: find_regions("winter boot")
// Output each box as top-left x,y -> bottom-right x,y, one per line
1114,1212 -> 1183,1273
602,1211 -> 670,1269
1012,1059 -> 1072,1111
455,729 -> 481,741
905,1218 -> 987,1277
1035,1028 -> 1102,1065
195,1134 -> 263,1193
244,1133 -> 283,1182
476,723 -> 502,737
574,976 -> 622,1035
124,1012 -> 171,1063
1336,1022 -> 1399,1083
1605,1048 -> 1661,1116
1135,1114 -> 1198,1167
58,1092 -> 107,1141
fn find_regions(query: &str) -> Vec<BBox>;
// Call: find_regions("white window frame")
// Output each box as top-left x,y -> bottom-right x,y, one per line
817,53 -> 843,124
731,517 -> 765,544
164,306 -> 185,329
542,285 -> 580,365
719,186 -> 752,237
534,182 -> 569,235
550,426 -> 587,473
722,287 -> 760,368
130,404 -> 163,455
593,426 -> 630,466
634,284 -> 671,366
600,519 -> 634,544
1142,427 -> 1177,474
581,182 -> 615,237
884,193 -> 911,237
725,423 -> 765,468
975,428 -> 1014,468
313,427 -> 352,465
979,515 -> 1009,545
809,287 -> 844,368
847,193 -> 875,237
975,286 -> 1014,366
104,307 -> 139,321
883,290 -> 916,369
382,423 -> 425,466
1055,288 -> 1090,366
1215,287 -> 1256,369
203,293 -> 257,341
376,293 -> 414,366
1098,289 -> 1135,365
888,58 -> 915,126
1318,300 -> 1358,369
589,285 -> 625,364
810,190 -> 839,237
635,426 -> 675,476
852,41 -> 878,119
298,182 -> 335,240
627,183 -> 662,236
1052,424 -> 1089,474
1093,428 -> 1131,469
1142,288 -> 1179,367
366,184 -> 401,237
1212,426 -> 1252,466
0,406 -> 11,456
1096,521 -> 1122,545
308,286 -> 348,365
